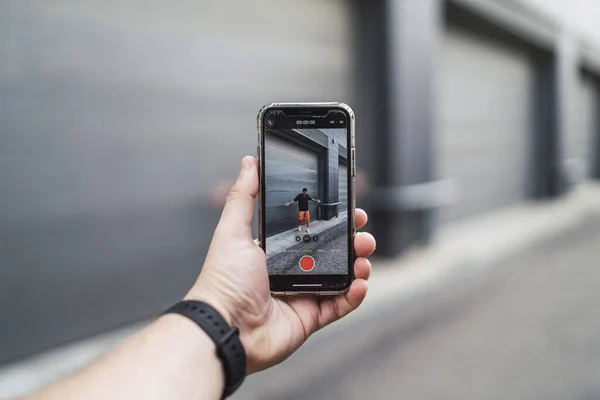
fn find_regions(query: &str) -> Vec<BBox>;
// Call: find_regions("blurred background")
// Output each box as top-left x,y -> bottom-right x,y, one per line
1,0 -> 600,398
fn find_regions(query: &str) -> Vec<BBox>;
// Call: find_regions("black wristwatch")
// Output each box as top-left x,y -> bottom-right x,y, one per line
163,300 -> 246,399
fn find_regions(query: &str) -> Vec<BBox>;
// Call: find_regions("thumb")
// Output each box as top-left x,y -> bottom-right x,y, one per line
218,156 -> 258,236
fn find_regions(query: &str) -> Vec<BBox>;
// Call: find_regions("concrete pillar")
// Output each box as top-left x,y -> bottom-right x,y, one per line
353,0 -> 443,257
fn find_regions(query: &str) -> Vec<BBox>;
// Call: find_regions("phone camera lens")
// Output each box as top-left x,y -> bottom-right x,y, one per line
266,119 -> 275,127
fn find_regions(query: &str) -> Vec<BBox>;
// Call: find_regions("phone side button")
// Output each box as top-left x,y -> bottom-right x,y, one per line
351,148 -> 356,177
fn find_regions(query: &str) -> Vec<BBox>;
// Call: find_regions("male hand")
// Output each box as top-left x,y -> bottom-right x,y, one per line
284,202 -> 290,206
316,199 -> 321,204
187,156 -> 375,373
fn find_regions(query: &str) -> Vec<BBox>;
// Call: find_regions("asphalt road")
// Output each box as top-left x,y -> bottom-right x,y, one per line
267,223 -> 348,275
237,217 -> 600,400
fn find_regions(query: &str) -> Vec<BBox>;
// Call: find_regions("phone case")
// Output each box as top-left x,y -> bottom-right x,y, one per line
256,102 -> 356,296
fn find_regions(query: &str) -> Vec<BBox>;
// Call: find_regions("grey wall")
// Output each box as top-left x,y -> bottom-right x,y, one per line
3,0 -> 600,365
437,18 -> 536,221
264,128 -> 347,235
0,0 -> 353,363
355,0 -> 599,255
322,128 -> 347,218
264,131 -> 322,236
338,163 -> 348,212
574,71 -> 599,180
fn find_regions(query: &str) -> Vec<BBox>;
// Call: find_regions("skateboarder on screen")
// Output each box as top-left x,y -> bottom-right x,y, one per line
285,188 -> 321,233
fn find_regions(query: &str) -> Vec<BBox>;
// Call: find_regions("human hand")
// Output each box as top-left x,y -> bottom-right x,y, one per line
186,156 -> 375,374
317,199 -> 321,203
284,202 -> 290,206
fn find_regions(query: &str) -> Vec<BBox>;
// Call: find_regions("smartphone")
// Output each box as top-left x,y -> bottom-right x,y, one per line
257,102 -> 356,295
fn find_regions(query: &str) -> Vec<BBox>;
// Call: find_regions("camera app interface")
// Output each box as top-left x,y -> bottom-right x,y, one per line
264,110 -> 350,276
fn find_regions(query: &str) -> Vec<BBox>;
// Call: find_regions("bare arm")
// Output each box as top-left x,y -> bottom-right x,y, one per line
308,195 -> 321,203
24,157 -> 375,400
27,314 -> 224,400
285,196 -> 299,206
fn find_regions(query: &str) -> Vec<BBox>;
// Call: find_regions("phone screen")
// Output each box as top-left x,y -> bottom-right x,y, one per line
261,107 -> 352,291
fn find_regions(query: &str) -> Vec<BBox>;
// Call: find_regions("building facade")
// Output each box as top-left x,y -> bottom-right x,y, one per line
264,128 -> 347,236
0,0 -> 599,366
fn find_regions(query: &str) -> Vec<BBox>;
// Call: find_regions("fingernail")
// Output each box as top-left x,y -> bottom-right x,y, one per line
241,157 -> 253,172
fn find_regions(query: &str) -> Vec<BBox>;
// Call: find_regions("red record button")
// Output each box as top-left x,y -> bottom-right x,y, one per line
299,255 -> 315,272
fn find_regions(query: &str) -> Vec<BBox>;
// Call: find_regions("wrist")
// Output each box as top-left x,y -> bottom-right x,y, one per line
156,313 -> 225,398
184,286 -> 235,327
163,300 -> 247,397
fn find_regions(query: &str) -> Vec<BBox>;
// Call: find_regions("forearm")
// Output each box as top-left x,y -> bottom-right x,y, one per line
27,314 -> 224,400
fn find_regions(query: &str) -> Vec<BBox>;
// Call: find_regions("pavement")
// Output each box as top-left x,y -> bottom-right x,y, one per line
265,210 -> 348,258
1,182 -> 599,399
235,192 -> 600,399
267,222 -> 348,275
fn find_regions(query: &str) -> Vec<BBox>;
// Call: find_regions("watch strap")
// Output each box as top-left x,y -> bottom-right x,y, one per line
164,300 -> 246,399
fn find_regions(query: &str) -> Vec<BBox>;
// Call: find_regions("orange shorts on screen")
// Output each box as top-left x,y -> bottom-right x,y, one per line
298,211 -> 310,227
